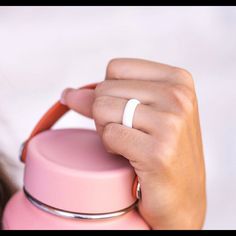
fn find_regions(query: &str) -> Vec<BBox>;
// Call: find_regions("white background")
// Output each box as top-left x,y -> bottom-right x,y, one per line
0,6 -> 235,229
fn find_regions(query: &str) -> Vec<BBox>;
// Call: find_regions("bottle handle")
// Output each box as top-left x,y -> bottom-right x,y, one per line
19,82 -> 139,199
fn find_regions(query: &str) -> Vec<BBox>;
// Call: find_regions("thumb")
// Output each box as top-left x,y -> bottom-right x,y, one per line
60,88 -> 95,118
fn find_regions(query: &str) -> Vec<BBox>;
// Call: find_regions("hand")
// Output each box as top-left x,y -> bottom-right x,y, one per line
60,58 -> 206,230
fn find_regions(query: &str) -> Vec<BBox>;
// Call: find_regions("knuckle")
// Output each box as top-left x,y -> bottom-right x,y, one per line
152,141 -> 176,168
118,126 -> 130,140
94,81 -> 106,97
173,67 -> 192,80
102,123 -> 116,143
92,96 -> 109,122
169,85 -> 196,115
150,141 -> 162,161
106,58 -> 122,79
150,113 -> 187,169
172,67 -> 194,88
102,123 -> 120,147
164,112 -> 183,134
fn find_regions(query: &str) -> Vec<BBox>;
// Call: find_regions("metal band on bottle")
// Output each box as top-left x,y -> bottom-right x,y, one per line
23,188 -> 138,220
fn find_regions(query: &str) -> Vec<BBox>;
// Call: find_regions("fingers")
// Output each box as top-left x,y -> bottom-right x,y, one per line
95,79 -> 166,105
105,58 -> 194,88
60,88 -> 95,118
93,95 -> 159,135
95,79 -> 195,115
60,86 -> 172,138
61,79 -> 195,138
60,58 -> 194,119
93,95 -> 183,141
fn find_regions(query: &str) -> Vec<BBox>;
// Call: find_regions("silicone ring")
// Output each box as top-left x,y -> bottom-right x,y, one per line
122,99 -> 140,128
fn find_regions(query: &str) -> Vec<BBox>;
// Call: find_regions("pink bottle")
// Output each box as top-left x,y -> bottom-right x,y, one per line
2,83 -> 150,230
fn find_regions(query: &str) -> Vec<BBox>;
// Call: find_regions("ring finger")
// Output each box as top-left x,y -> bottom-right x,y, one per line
93,95 -> 171,137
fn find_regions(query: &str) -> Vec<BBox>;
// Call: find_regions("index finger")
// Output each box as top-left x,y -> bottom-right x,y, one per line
105,58 -> 194,88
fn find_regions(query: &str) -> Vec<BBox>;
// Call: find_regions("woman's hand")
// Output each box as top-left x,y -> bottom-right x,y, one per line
60,58 -> 206,230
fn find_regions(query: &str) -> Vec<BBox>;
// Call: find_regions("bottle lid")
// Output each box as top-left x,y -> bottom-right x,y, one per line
24,128 -> 136,214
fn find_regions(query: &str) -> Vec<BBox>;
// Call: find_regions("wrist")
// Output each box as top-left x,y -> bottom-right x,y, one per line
150,197 -> 206,230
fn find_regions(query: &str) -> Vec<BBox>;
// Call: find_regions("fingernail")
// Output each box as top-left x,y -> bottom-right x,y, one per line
60,88 -> 74,105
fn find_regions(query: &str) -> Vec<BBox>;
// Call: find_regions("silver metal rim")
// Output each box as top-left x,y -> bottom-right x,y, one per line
19,141 -> 26,162
136,181 -> 142,200
23,188 -> 138,220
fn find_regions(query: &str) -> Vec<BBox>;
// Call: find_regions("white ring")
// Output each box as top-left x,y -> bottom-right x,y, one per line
122,99 -> 141,128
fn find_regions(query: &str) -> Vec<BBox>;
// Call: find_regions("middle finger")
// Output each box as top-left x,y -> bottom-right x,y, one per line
93,95 -> 171,137
95,79 -> 179,113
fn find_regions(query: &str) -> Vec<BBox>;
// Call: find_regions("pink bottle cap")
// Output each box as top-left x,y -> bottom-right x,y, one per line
24,128 -> 137,214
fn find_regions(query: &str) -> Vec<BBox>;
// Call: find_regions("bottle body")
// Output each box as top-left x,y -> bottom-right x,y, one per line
3,191 -> 149,230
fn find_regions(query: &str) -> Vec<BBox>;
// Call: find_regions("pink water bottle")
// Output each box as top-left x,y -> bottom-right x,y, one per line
2,83 -> 150,230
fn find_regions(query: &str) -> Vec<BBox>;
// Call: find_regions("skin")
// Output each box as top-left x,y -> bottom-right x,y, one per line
60,58 -> 206,230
